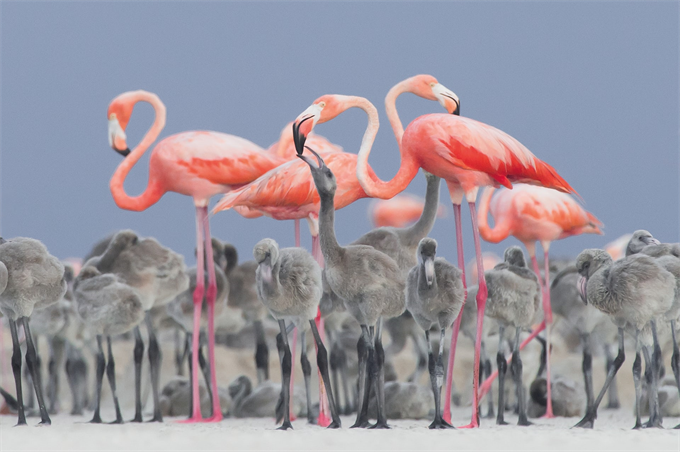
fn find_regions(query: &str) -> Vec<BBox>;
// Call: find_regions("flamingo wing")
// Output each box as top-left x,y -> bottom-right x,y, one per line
410,114 -> 576,195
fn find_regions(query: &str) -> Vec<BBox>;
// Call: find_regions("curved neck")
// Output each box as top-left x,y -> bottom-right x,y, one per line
357,95 -> 418,199
384,79 -> 411,145
403,175 -> 441,245
477,188 -> 512,243
109,92 -> 166,211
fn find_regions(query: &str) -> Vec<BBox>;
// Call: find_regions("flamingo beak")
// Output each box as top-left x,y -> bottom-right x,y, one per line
297,146 -> 326,170
108,116 -> 130,157
260,257 -> 273,283
424,258 -> 435,286
578,276 -> 588,305
292,103 -> 322,156
642,236 -> 661,246
432,83 -> 460,115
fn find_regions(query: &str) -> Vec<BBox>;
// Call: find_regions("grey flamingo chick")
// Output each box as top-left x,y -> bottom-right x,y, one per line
298,149 -> 405,429
222,241 -> 271,385
253,238 -> 340,429
86,230 -> 189,422
574,249 -> 674,429
551,263 -> 621,415
625,230 -> 680,428
484,246 -> 541,426
405,237 -> 464,429
0,237 -> 66,426
74,265 -> 145,423
354,172 -> 441,387
228,375 -> 306,419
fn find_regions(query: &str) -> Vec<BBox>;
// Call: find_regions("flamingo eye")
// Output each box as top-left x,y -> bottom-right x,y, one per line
318,102 -> 326,108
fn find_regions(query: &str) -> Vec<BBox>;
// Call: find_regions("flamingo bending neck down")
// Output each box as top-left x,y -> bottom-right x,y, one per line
477,184 -> 602,418
107,90 -> 283,423
300,82 -> 577,427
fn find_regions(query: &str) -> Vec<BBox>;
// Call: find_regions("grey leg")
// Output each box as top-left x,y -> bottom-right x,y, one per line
65,344 -> 88,416
89,335 -> 106,424
512,327 -> 531,426
642,346 -> 662,428
47,336 -> 65,414
327,329 -> 343,414
574,327 -> 625,428
9,319 -> 27,425
174,328 -> 184,377
481,341 -> 494,419
198,332 -> 213,415
647,320 -> 663,428
368,321 -> 389,429
604,343 -> 621,409
351,325 -> 371,428
276,320 -> 293,430
582,333 -> 594,413
632,330 -> 642,429
428,328 -> 454,429
185,332 -> 195,419
254,320 -> 270,384
145,313 -> 163,422
131,326 -> 144,422
299,330 -> 315,424
408,331 -> 428,384
309,320 -> 341,428
105,336 -> 124,424
496,324 -> 508,425
670,320 -> 680,429
22,318 -> 50,425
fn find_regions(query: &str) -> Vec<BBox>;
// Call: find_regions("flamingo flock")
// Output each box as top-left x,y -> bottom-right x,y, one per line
1,73 -> 678,435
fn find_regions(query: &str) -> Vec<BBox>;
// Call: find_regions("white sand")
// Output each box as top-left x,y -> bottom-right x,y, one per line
2,409 -> 678,451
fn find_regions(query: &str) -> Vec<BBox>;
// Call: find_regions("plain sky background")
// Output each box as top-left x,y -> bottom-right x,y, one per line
1,2 -> 678,267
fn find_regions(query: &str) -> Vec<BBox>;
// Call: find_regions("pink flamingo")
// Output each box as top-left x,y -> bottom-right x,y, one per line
477,184 -> 603,418
604,233 -> 633,261
298,84 -> 578,427
107,90 -> 284,423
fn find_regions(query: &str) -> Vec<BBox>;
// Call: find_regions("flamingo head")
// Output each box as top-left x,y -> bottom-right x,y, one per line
107,92 -> 137,157
404,75 -> 460,115
297,147 -> 337,198
625,229 -> 660,256
503,246 -> 527,268
575,249 -> 612,305
418,238 -> 438,287
253,238 -> 280,284
292,95 -> 355,156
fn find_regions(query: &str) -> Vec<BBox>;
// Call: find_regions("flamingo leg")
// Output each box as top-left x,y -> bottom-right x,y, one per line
178,206 -> 206,423
201,206 -> 223,422
310,232 -> 331,427
443,203 -> 467,424
295,219 -> 301,248
458,201 -> 488,429
289,328 -> 297,422
536,249 -> 555,418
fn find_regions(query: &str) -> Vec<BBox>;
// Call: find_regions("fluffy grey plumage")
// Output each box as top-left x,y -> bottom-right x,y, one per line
86,230 -> 189,311
625,230 -> 680,258
0,237 -> 67,320
228,375 -> 306,418
353,172 -> 441,276
253,238 -> 321,325
484,246 -> 541,329
529,376 -> 585,418
406,238 -> 464,331
367,381 -> 434,420
74,266 -> 145,336
576,249 -> 674,331
223,243 -> 264,323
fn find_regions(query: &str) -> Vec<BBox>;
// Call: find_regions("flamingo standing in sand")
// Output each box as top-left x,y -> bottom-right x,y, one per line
476,184 -> 603,418
106,90 -> 285,422
297,84 -> 578,427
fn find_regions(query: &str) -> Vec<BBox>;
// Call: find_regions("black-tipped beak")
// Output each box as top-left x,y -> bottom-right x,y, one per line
452,100 -> 460,116
292,116 -> 313,156
114,147 -> 131,158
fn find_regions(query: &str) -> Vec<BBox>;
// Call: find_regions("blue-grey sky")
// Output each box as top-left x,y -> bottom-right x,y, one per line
1,2 -> 678,267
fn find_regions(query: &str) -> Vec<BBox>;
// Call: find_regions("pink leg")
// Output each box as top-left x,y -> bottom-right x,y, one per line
541,250 -> 555,418
478,321 -> 546,399
311,234 -> 325,268
289,329 -> 298,422
458,201 -> 487,429
443,203 -> 467,424
178,206 -> 206,423
202,207 -> 223,422
294,219 -> 301,248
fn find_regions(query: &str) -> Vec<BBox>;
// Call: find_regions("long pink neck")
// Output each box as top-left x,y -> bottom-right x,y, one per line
109,91 -> 166,211
476,187 -> 512,243
356,90 -> 418,200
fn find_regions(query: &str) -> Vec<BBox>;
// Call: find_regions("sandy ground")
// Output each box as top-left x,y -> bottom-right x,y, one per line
1,324 -> 680,450
1,410 -> 679,451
